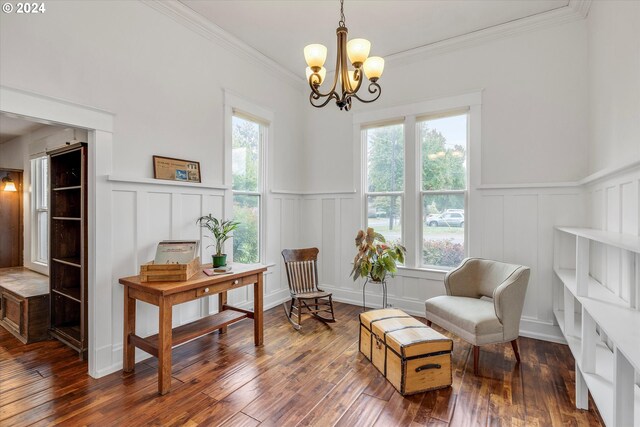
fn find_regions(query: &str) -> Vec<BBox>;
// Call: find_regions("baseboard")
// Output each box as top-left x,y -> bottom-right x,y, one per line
518,317 -> 566,344
92,290 -> 291,378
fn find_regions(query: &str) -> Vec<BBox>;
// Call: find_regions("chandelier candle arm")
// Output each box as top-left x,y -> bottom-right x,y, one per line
304,0 -> 384,111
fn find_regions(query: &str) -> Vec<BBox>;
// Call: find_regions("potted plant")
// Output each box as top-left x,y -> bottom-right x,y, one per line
196,214 -> 240,267
350,227 -> 406,283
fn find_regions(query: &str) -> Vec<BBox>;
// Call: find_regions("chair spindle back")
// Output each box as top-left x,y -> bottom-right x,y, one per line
282,248 -> 320,295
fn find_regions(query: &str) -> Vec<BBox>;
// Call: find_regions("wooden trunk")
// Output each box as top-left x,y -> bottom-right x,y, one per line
0,284 -> 50,344
140,257 -> 200,282
359,308 -> 453,395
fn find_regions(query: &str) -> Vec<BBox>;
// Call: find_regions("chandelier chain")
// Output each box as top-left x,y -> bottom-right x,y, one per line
339,0 -> 345,27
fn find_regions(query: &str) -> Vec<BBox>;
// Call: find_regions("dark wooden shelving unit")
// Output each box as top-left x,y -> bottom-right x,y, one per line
48,143 -> 88,358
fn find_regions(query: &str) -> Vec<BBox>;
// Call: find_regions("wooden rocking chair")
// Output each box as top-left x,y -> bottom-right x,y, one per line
281,248 -> 336,330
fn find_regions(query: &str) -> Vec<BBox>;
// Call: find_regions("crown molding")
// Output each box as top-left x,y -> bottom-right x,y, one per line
140,0 -> 305,89
385,0 -> 592,67
309,1 -> 592,91
141,0 -> 592,92
569,0 -> 592,19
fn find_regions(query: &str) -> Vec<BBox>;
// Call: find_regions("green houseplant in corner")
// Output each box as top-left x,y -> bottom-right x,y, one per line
196,214 -> 240,267
350,227 -> 406,282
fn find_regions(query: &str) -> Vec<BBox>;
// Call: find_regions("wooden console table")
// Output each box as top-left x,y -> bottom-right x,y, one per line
119,263 -> 266,395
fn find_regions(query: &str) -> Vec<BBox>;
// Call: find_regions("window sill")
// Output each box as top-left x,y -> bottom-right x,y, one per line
232,262 -> 276,274
395,266 -> 448,280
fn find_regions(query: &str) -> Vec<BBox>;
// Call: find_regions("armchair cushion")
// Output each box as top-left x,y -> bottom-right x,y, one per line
425,296 -> 504,346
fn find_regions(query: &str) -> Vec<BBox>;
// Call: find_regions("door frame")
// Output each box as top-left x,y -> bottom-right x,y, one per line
0,85 -> 114,378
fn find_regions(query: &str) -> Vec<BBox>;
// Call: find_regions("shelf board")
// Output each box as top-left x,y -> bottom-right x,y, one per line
554,268 -> 628,308
50,325 -> 81,349
52,288 -> 81,303
556,227 -> 640,253
554,307 -> 640,427
52,217 -> 81,221
553,308 -> 582,358
554,268 -> 640,372
139,309 -> 249,351
53,185 -> 82,191
52,257 -> 82,268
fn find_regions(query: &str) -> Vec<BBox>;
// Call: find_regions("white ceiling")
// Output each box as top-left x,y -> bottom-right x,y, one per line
179,0 -> 569,75
0,114 -> 45,143
0,113 -> 64,144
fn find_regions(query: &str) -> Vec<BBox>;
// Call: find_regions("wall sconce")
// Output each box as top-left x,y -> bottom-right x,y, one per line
2,173 -> 17,192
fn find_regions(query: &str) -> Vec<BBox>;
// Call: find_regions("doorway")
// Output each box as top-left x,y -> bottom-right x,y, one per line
0,169 -> 23,268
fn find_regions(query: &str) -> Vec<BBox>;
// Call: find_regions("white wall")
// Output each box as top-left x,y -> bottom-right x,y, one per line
301,19 -> 591,342
585,1 -> 640,305
304,19 -> 589,191
0,0 -> 305,376
587,1 -> 640,174
0,0 -> 304,190
0,137 -> 25,169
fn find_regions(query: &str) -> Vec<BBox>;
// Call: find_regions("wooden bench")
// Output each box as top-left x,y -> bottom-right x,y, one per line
0,268 -> 50,343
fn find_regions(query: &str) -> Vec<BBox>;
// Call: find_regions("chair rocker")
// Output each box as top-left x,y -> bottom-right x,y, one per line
281,248 -> 336,330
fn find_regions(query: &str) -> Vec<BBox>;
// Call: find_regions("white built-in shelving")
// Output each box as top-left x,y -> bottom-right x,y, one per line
553,227 -> 640,427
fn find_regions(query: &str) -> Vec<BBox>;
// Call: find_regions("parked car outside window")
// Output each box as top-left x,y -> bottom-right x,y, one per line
427,212 -> 464,227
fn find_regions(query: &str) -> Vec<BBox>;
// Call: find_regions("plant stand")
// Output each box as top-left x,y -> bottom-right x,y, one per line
362,278 -> 387,311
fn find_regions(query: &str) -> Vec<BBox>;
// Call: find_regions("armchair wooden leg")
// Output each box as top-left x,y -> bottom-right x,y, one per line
510,339 -> 521,363
473,346 -> 480,375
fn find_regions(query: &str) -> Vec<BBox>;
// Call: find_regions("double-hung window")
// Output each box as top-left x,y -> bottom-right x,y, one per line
364,122 -> 404,243
231,113 -> 265,264
32,156 -> 49,265
361,105 -> 470,271
420,111 -> 468,268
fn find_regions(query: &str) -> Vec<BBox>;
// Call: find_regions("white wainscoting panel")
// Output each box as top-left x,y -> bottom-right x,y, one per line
98,179 -> 298,376
586,167 -> 640,304
300,187 -> 586,343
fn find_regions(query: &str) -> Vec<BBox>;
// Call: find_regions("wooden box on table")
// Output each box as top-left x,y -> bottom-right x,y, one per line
359,308 -> 453,395
139,257 -> 200,282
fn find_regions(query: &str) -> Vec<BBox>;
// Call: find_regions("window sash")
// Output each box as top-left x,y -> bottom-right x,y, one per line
32,156 -> 49,266
420,190 -> 467,269
231,114 -> 266,264
365,194 -> 404,245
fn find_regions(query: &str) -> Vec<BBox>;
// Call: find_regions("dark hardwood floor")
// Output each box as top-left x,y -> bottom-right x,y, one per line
0,302 -> 603,426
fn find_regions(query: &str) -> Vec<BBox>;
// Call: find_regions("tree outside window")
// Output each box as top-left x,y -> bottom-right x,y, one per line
365,123 -> 404,244
420,113 -> 467,268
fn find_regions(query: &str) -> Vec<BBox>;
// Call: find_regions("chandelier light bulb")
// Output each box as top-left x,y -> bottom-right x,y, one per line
363,56 -> 385,81
346,38 -> 371,66
303,0 -> 383,111
306,67 -> 327,85
304,44 -> 328,69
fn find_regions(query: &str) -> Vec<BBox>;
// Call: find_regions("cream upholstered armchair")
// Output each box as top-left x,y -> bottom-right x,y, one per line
425,257 -> 530,375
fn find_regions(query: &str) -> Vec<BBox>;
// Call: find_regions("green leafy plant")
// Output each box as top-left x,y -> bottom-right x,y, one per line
196,215 -> 240,256
350,227 -> 407,282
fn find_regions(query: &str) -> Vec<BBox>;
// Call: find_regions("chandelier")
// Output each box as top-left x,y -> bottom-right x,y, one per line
304,0 -> 385,111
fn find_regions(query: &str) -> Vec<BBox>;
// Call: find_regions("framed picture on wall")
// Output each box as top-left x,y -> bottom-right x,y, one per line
153,155 -> 201,183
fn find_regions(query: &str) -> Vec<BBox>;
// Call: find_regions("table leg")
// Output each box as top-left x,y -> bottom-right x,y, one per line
123,287 -> 136,373
254,273 -> 263,346
158,297 -> 173,395
218,291 -> 228,334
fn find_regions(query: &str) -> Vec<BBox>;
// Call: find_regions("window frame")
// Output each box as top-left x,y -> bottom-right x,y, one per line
231,112 -> 266,264
31,155 -> 49,266
418,110 -> 469,270
354,92 -> 480,273
224,92 -> 272,266
362,121 -> 406,245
